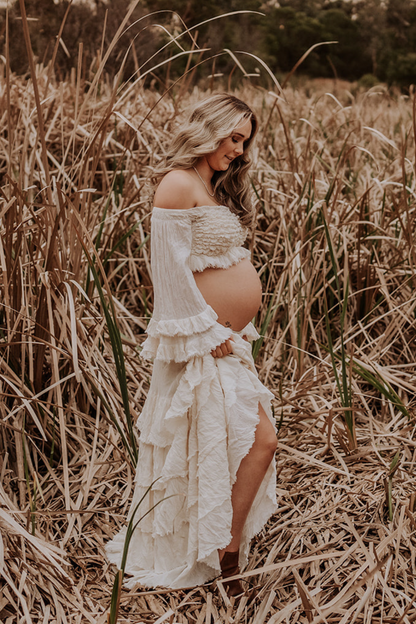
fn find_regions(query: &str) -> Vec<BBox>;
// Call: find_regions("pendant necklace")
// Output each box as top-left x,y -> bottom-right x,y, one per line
192,166 -> 215,197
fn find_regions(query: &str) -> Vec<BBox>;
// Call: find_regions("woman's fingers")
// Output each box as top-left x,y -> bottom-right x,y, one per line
211,339 -> 233,358
221,340 -> 232,356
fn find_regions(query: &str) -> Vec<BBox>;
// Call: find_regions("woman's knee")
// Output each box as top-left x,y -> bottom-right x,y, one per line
264,430 -> 278,458
256,405 -> 278,459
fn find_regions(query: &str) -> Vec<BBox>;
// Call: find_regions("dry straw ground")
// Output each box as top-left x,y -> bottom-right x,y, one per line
2,5 -> 416,624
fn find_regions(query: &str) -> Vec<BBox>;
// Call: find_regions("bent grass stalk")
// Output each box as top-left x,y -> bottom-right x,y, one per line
328,350 -> 409,418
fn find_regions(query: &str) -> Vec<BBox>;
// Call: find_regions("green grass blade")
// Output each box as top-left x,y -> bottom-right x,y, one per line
103,226 -> 148,268
87,258 -> 138,463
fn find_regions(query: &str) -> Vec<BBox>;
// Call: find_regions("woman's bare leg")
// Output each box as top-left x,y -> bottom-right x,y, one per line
219,403 -> 277,558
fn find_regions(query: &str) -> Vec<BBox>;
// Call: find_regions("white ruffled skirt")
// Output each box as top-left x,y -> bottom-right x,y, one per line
105,323 -> 277,589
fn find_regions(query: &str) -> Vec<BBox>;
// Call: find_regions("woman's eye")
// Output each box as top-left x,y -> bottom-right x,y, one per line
232,137 -> 239,143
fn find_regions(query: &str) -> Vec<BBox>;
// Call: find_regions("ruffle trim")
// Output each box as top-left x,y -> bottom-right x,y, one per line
146,305 -> 218,338
189,247 -> 251,273
141,321 -> 232,363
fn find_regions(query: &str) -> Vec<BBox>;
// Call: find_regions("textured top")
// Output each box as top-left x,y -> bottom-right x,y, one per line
141,205 -> 252,362
151,205 -> 249,271
191,205 -> 246,253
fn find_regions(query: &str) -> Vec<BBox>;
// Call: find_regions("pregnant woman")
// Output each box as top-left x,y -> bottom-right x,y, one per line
106,93 -> 277,598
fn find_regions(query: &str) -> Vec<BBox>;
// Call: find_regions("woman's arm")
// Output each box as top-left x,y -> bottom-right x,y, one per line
141,207 -> 233,363
151,172 -> 233,360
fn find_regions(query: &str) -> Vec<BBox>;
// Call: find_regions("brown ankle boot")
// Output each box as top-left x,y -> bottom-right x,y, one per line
220,551 -> 244,597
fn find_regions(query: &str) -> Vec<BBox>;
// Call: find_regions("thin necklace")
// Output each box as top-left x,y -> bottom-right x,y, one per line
192,166 -> 215,197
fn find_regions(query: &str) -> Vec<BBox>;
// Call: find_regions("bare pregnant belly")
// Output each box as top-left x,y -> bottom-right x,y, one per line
193,258 -> 262,332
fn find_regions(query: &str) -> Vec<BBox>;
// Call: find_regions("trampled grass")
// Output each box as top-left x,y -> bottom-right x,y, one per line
1,6 -> 416,623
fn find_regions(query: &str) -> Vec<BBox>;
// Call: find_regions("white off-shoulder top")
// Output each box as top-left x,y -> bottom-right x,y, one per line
141,205 -> 253,363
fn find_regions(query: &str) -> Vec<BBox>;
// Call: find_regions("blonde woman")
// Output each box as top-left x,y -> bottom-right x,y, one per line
106,93 -> 277,598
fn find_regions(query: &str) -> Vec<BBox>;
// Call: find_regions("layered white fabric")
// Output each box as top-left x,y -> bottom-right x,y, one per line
105,205 -> 277,589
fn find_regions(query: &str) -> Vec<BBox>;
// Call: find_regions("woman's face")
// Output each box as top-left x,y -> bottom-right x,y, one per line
206,117 -> 253,172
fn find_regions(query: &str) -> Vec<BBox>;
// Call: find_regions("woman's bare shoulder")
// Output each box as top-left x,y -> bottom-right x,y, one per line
154,169 -> 197,210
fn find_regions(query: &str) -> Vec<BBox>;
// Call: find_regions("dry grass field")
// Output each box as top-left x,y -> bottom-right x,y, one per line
2,7 -> 416,624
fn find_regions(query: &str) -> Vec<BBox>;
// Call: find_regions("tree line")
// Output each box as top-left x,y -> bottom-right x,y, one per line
1,0 -> 416,88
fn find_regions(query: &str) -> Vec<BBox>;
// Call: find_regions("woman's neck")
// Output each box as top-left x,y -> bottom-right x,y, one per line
195,157 -> 214,183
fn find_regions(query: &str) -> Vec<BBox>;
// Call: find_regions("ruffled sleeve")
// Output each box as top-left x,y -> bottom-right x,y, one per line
141,208 -> 232,363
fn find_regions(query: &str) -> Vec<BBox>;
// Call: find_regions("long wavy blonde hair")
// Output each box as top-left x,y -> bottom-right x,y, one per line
152,93 -> 258,226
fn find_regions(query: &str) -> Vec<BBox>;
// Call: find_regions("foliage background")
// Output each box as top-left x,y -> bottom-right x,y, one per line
2,0 -> 416,88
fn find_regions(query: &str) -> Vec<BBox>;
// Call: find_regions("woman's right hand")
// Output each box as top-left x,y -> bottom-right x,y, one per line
211,339 -> 233,358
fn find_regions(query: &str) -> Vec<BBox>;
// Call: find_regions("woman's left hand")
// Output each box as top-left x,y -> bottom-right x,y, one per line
211,339 -> 233,358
